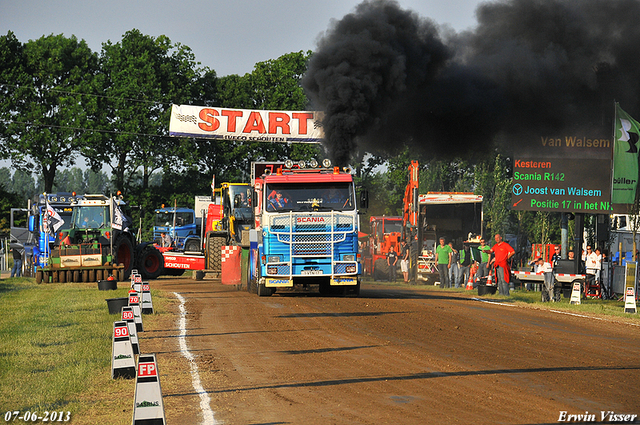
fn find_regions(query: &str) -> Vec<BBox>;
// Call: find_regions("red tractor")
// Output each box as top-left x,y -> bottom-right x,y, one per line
364,216 -> 403,280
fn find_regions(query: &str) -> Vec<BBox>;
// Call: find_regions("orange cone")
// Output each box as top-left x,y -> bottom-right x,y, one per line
486,271 -> 493,285
466,273 -> 474,290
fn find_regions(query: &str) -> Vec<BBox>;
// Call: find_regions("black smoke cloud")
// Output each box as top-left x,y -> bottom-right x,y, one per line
302,0 -> 640,166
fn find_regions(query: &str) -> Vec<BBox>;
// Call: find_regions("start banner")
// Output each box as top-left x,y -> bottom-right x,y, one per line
169,105 -> 324,143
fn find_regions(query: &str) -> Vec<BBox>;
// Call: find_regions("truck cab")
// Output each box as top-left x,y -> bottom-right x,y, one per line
153,207 -> 198,250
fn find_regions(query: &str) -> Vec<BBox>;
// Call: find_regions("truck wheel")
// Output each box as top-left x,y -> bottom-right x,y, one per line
257,282 -> 273,297
206,235 -> 224,272
58,270 -> 66,283
82,270 -> 88,283
374,259 -> 389,281
348,281 -> 361,297
195,270 -> 205,280
138,246 -> 164,280
73,270 -> 80,283
36,270 -> 43,284
44,271 -> 50,283
114,236 -> 134,279
91,269 -> 97,282
185,239 -> 200,252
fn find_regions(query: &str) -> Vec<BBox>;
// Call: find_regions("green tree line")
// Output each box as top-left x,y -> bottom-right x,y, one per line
0,29 -> 563,247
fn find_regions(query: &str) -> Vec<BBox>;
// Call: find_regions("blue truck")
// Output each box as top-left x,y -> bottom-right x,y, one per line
247,160 -> 364,296
152,196 -> 217,252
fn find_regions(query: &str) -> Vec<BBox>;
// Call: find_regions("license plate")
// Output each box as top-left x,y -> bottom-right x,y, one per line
301,270 -> 323,275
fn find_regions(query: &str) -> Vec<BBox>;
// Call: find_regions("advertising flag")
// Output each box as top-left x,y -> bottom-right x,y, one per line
112,204 -> 131,232
44,201 -> 64,235
613,103 -> 640,205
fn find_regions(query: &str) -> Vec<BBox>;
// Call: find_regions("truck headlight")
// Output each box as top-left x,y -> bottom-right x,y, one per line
343,254 -> 355,262
268,256 -> 280,263
267,267 -> 278,274
346,265 -> 357,273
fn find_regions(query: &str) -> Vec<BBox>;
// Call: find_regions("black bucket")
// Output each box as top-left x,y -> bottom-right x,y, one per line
477,284 -> 497,296
106,297 -> 129,315
98,280 -> 118,291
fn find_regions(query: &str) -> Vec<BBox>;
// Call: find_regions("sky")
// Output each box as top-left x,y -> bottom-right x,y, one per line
1,0 -> 482,77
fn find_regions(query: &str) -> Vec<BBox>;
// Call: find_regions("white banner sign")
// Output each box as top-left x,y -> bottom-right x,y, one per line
169,105 -> 324,143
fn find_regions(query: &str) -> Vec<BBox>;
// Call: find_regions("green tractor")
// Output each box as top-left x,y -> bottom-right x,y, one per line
35,194 -> 163,283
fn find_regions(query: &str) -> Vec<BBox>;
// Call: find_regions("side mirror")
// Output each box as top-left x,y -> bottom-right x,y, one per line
359,189 -> 369,210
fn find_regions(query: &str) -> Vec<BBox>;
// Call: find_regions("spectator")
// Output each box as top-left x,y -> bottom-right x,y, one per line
459,243 -> 473,288
478,238 -> 491,278
386,245 -> 398,282
489,234 -> 515,296
448,242 -> 460,288
400,240 -> 410,283
435,237 -> 452,288
10,246 -> 23,278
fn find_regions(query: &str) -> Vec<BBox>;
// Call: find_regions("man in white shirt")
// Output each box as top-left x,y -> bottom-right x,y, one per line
585,246 -> 599,291
536,257 -> 555,302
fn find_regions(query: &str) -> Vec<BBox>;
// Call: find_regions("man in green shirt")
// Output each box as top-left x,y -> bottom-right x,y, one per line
435,237 -> 452,288
478,238 -> 491,278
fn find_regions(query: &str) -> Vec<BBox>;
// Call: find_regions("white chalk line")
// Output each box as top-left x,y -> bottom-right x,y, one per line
472,297 -> 640,327
174,292 -> 218,425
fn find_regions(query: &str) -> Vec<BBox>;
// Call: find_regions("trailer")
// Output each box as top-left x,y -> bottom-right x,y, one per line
411,192 -> 483,283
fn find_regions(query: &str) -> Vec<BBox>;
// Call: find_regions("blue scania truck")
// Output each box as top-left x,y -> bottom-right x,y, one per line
247,161 -> 363,297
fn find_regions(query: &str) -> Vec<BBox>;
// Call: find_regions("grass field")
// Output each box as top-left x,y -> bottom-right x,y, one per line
0,277 -> 170,424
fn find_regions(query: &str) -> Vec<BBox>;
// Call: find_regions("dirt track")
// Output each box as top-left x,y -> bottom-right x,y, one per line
145,277 -> 640,424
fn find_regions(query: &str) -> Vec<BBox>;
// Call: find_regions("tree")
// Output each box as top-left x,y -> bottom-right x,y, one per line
88,29 -> 204,192
475,152 -> 513,237
0,33 -> 99,192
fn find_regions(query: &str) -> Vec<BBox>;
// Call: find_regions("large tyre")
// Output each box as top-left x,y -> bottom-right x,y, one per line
114,236 -> 134,279
165,268 -> 185,276
59,270 -> 66,283
206,234 -> 225,272
247,250 -> 258,294
348,281 -> 361,297
35,270 -> 43,284
373,259 -> 389,281
185,239 -> 200,252
82,270 -> 88,283
257,281 -> 273,297
240,248 -> 249,291
138,246 -> 164,280
73,270 -> 80,283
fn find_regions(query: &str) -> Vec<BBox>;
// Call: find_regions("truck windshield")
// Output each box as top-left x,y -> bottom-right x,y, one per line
265,182 -> 355,212
384,221 -> 403,234
154,211 -> 194,227
74,206 -> 110,229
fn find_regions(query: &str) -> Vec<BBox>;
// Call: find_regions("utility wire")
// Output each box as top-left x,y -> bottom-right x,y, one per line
0,82 -> 173,107
3,119 -> 170,139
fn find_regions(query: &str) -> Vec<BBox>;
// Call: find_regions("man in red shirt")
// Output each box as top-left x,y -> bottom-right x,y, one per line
489,234 -> 515,296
